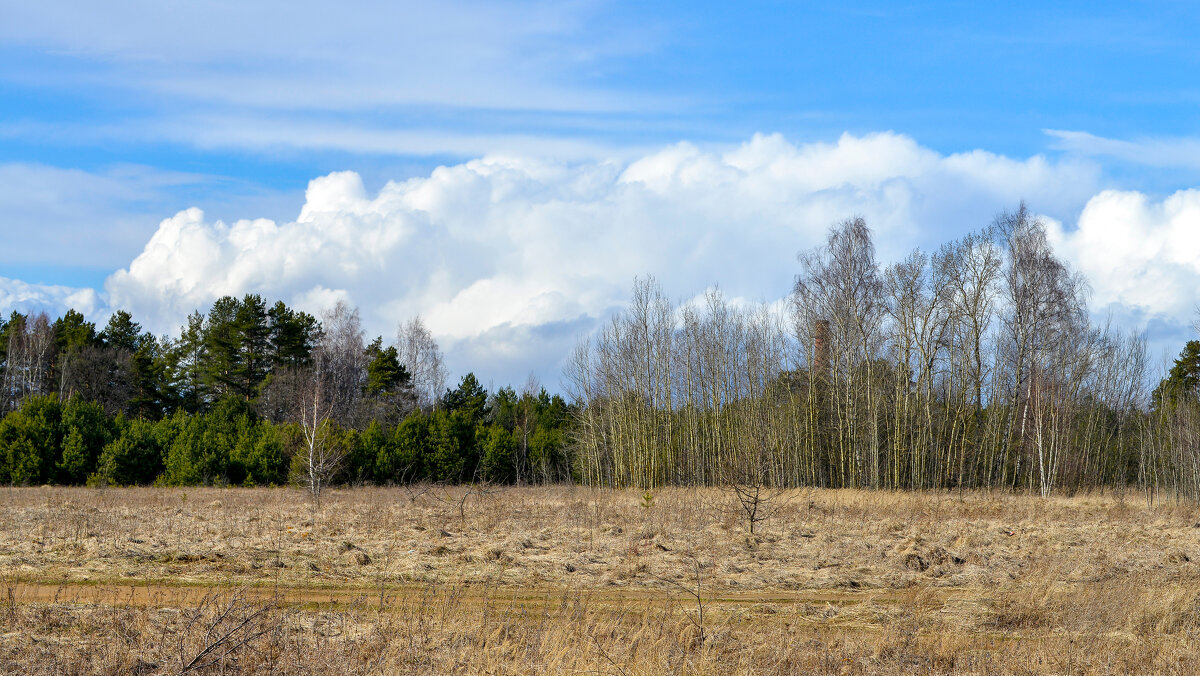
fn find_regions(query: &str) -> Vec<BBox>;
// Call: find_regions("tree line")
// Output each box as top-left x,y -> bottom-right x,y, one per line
567,205 -> 1200,499
0,297 -> 572,487
6,203 -> 1200,498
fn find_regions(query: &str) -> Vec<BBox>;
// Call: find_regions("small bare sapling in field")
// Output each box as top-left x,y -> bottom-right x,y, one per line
431,470 -> 498,528
653,553 -> 710,647
719,447 -> 792,536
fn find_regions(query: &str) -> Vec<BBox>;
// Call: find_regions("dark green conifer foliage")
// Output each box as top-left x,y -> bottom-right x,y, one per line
235,294 -> 271,399
95,418 -> 165,485
1153,340 -> 1200,411
202,296 -> 243,401
443,373 -> 489,426
427,409 -> 472,481
347,420 -> 389,483
99,310 -> 143,352
0,311 -> 26,366
481,424 -> 517,482
56,398 -> 115,483
267,301 -> 319,367
129,337 -> 169,419
171,311 -> 208,413
382,411 -> 429,482
365,337 -> 409,397
54,309 -> 97,353
0,395 -> 61,484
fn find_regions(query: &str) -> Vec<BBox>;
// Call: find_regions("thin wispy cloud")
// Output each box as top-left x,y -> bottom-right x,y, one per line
150,116 -> 656,161
0,1 -> 668,114
0,163 -> 212,269
1047,130 -> 1200,171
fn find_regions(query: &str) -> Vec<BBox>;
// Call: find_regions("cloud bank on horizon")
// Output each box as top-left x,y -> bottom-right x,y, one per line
3,131 -> 1198,387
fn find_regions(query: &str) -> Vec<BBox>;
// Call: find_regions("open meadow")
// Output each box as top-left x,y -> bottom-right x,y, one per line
2,485 -> 1200,674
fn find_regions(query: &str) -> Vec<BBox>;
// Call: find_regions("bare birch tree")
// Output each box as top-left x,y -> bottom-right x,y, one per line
792,217 -> 885,488
1,313 -> 54,412
997,205 -> 1088,495
397,316 -> 447,411
294,348 -> 346,509
318,301 -> 366,427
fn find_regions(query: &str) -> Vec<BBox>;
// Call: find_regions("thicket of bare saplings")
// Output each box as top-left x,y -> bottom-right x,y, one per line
566,205 -> 1196,497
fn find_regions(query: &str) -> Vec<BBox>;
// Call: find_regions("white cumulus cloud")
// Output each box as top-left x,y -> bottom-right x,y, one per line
0,276 -> 102,320
1048,189 -> 1200,321
101,132 -> 1104,386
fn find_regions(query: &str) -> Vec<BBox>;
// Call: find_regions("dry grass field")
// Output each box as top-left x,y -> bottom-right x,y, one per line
2,485 -> 1200,674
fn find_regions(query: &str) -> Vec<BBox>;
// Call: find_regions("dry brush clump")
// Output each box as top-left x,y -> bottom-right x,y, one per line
2,485 -> 1200,673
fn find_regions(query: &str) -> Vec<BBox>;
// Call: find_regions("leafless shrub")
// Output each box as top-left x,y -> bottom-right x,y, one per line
175,590 -> 282,673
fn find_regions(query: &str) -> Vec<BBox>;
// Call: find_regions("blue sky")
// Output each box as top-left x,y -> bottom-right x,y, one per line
6,2 -> 1199,163
3,1 -> 1200,386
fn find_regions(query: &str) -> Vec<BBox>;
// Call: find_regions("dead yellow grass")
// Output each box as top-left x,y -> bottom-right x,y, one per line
1,485 -> 1199,673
